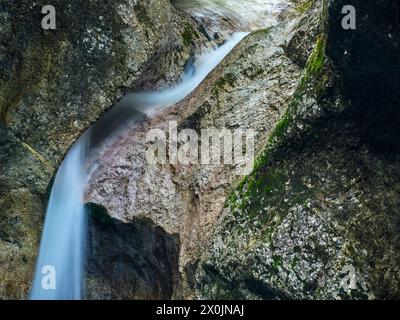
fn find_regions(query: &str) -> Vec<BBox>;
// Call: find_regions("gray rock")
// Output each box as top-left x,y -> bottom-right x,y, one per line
86,2 -> 304,299
86,203 -> 180,300
0,0 -> 211,299
193,0 -> 400,300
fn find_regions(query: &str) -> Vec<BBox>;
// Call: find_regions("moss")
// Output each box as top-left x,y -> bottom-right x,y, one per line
257,34 -> 327,156
134,4 -> 152,26
230,159 -> 314,230
182,27 -> 193,47
251,28 -> 270,37
223,35 -> 325,236
291,256 -> 298,269
272,255 -> 283,271
299,34 -> 326,92
250,111 -> 292,175
225,174 -> 249,210
182,23 -> 199,47
269,113 -> 291,145
293,0 -> 315,14
307,36 -> 325,75
213,73 -> 237,94
237,29 -> 270,61
244,66 -> 264,80
259,226 -> 275,243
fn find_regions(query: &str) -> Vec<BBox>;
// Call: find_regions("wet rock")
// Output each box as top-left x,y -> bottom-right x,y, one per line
0,0 -> 210,165
86,2 -> 304,299
0,0 -> 211,299
172,0 -> 288,39
0,125 -> 52,299
194,0 -> 400,300
3,0 -> 399,301
86,203 -> 180,300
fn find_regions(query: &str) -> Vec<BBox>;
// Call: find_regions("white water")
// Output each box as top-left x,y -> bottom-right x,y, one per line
173,0 -> 285,31
30,136 -> 88,299
122,32 -> 248,118
30,32 -> 247,300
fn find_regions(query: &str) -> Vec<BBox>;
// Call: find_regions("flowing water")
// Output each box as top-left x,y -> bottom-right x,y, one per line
30,136 -> 89,299
31,0 -> 288,300
30,31 -> 248,300
172,0 -> 285,31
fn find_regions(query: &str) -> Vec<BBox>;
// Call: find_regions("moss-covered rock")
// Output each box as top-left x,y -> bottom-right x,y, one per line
0,126 -> 52,299
0,0 -> 211,299
192,0 -> 400,300
0,0 -> 211,165
85,0 -> 306,300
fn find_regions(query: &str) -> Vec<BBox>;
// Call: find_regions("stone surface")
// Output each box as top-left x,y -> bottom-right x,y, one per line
0,126 -> 52,299
0,0 -> 211,299
86,1 -> 303,298
172,0 -> 289,39
86,203 -> 180,300
192,0 -> 400,300
2,0 -> 400,300
0,0 -> 211,165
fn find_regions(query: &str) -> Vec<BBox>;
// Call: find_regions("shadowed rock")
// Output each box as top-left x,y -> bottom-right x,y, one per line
86,203 -> 181,300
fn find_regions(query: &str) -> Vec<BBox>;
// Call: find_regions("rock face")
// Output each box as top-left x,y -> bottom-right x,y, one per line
86,1 -> 303,298
0,0 -> 210,299
0,0 -> 210,165
0,127 -> 52,299
172,0 -> 287,39
193,0 -> 400,300
2,0 -> 399,301
86,203 -> 180,300
88,0 -> 400,300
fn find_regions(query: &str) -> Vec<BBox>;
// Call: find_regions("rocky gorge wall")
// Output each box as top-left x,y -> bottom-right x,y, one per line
1,0 -> 399,300
83,0 -> 309,298
86,0 -> 400,299
192,0 -> 400,299
0,0 -> 211,299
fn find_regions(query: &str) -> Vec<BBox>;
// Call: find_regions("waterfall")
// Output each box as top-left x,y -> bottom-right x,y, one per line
30,32 -> 247,300
119,32 -> 248,118
30,136 -> 89,300
172,0 -> 285,31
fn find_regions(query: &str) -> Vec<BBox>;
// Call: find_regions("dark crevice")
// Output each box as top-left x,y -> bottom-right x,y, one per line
85,202 -> 181,300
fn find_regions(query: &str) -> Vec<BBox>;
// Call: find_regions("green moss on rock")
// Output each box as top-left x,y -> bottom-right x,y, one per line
213,73 -> 237,94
